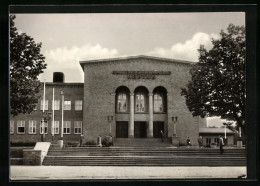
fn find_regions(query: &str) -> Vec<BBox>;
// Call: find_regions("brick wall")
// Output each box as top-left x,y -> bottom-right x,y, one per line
23,149 -> 41,165
10,56 -> 205,146
82,57 -> 201,144
10,83 -> 84,143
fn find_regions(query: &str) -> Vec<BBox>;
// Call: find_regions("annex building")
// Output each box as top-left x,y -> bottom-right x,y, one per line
10,55 -> 214,146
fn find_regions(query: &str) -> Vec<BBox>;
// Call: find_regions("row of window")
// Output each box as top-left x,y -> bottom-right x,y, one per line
117,93 -> 164,113
10,120 -> 82,135
39,100 -> 82,111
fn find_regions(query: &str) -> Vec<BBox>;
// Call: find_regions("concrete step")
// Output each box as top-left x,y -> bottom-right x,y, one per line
113,138 -> 171,147
43,147 -> 246,166
43,157 -> 246,166
47,148 -> 246,157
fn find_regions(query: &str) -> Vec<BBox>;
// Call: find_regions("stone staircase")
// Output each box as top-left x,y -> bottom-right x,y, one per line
42,147 -> 246,166
113,138 -> 171,147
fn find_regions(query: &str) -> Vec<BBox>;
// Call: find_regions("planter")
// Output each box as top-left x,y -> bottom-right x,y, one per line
171,136 -> 179,146
210,144 -> 217,149
237,141 -> 242,148
57,140 -> 63,149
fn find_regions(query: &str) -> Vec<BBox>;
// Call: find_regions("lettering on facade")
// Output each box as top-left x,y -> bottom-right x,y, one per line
112,71 -> 171,79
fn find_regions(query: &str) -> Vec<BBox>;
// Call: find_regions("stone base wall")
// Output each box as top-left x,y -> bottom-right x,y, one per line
23,149 -> 41,165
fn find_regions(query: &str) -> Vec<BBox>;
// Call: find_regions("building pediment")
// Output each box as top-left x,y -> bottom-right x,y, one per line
79,55 -> 194,71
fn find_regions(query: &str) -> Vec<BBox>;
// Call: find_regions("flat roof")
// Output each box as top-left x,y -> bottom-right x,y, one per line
79,55 -> 195,70
44,82 -> 84,86
199,127 -> 234,134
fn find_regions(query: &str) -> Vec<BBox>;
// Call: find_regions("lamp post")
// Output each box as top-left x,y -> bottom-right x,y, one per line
223,122 -> 232,139
171,116 -> 178,123
61,90 -> 64,139
41,112 -> 52,142
223,122 -> 232,145
171,116 -> 178,136
107,116 -> 113,134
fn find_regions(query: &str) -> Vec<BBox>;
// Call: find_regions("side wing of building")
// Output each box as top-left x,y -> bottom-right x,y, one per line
10,82 -> 84,143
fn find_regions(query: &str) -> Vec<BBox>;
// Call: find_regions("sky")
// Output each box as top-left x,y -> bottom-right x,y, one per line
13,12 -> 245,127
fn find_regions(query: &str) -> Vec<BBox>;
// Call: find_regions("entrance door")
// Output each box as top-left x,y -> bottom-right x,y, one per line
116,121 -> 128,138
134,122 -> 147,138
153,122 -> 164,138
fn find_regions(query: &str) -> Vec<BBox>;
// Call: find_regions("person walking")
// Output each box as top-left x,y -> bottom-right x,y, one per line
108,134 -> 113,147
97,135 -> 102,147
219,135 -> 224,154
186,137 -> 191,148
198,136 -> 203,148
160,130 -> 165,142
80,134 -> 84,146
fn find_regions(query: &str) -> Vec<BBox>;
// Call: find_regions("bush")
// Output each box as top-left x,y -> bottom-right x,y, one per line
178,142 -> 186,146
84,141 -> 96,146
10,142 -> 36,147
102,140 -> 108,147
66,141 -> 79,147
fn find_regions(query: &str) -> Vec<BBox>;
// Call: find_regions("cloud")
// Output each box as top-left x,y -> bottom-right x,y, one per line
40,44 -> 119,82
45,44 -> 118,66
148,32 -> 220,62
207,117 -> 235,127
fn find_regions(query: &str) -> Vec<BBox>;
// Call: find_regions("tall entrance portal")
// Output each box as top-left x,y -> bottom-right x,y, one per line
134,122 -> 147,138
153,122 -> 164,138
116,121 -> 165,138
116,121 -> 128,138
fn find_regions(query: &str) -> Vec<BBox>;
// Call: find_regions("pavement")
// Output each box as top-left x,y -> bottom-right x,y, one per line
10,166 -> 247,180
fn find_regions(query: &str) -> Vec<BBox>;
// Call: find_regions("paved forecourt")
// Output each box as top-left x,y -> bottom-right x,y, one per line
10,166 -> 246,180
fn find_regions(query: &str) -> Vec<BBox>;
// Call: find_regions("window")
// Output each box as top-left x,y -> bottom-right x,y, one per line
206,138 -> 211,145
40,100 -> 48,110
64,101 -> 71,110
40,122 -> 48,134
214,138 -> 219,144
154,93 -> 163,112
136,94 -> 145,112
118,93 -> 127,112
29,120 -> 37,134
52,100 -> 60,110
74,121 -> 82,134
75,100 -> 83,111
63,121 -> 71,134
53,121 -> 59,134
10,120 -> 14,134
17,120 -> 25,134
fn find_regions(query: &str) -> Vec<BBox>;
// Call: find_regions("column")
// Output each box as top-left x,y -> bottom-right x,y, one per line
173,122 -> 176,136
148,93 -> 153,138
61,94 -> 64,138
167,93 -> 174,137
129,93 -> 134,138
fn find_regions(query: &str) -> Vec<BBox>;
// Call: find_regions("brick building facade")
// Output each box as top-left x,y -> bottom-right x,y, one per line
10,55 -> 207,145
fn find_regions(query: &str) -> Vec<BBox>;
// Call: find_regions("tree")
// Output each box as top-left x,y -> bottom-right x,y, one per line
10,15 -> 47,116
181,24 -> 245,135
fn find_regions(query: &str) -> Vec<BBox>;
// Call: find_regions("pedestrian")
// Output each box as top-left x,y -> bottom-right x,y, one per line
97,135 -> 102,147
160,130 -> 164,142
108,133 -> 113,147
186,137 -> 191,147
219,135 -> 224,154
198,136 -> 203,148
80,134 -> 84,146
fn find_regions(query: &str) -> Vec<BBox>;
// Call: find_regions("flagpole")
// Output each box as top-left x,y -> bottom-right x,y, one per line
61,90 -> 64,138
42,80 -> 46,141
52,87 -> 55,140
43,81 -> 45,113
